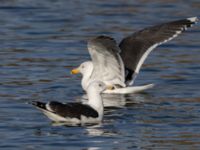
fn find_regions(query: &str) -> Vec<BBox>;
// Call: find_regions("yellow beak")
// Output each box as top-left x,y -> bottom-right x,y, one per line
71,68 -> 80,74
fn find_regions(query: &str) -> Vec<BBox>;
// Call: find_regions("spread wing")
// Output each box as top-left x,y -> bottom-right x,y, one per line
119,17 -> 198,85
88,35 -> 125,87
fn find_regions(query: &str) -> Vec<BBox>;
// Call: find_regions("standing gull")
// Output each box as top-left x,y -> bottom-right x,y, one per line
71,17 -> 198,94
31,81 -> 108,124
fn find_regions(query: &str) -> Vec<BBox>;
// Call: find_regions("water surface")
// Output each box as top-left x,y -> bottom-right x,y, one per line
0,0 -> 200,149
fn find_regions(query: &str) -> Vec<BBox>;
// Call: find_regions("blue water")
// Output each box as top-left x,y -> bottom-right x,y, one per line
0,0 -> 200,149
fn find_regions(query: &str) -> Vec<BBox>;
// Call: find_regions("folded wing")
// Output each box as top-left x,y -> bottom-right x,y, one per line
47,101 -> 98,118
32,101 -> 98,119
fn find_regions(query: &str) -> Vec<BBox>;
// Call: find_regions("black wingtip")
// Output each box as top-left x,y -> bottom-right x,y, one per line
31,101 -> 46,109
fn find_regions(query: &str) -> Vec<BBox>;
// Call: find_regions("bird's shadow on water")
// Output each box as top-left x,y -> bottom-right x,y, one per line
51,121 -> 102,128
32,120 -> 118,137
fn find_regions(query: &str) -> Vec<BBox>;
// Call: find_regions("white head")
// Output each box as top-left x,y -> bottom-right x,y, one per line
71,61 -> 93,75
71,61 -> 94,90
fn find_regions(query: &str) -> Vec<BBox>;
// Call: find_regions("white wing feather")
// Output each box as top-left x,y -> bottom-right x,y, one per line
88,36 -> 125,87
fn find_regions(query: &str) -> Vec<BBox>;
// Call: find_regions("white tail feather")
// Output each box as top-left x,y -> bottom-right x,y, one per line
103,84 -> 154,94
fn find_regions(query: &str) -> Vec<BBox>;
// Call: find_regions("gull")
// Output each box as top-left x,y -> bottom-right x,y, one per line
71,17 -> 198,94
31,81 -> 109,124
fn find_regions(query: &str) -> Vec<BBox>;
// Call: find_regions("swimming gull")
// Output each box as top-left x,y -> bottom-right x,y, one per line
71,17 -> 198,94
31,81 -> 108,124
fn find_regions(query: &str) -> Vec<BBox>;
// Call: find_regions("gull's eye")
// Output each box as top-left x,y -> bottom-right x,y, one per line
82,65 -> 85,69
98,84 -> 102,87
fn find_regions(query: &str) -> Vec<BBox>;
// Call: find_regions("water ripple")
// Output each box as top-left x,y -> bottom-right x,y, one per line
0,0 -> 200,149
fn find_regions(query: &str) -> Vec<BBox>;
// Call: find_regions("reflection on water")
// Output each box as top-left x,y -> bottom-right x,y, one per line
0,0 -> 200,149
80,92 -> 153,108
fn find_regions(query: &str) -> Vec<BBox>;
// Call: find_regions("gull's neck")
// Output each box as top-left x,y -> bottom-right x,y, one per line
82,62 -> 94,90
87,88 -> 104,119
